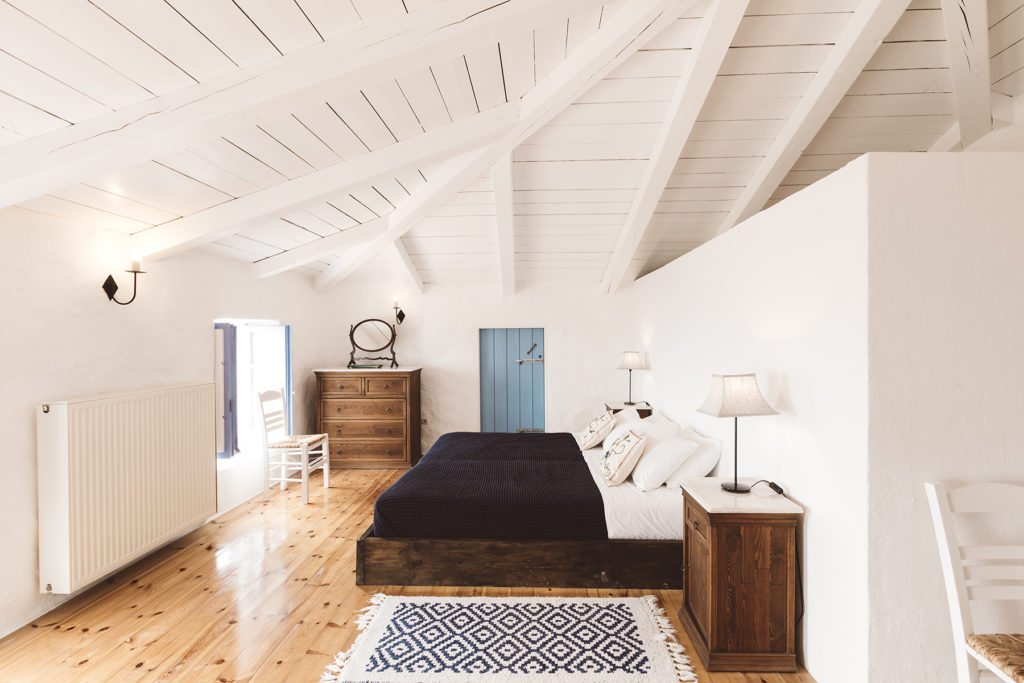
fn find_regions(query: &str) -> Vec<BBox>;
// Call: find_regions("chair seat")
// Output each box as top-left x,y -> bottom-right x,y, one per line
968,634 -> 1024,683
268,434 -> 328,449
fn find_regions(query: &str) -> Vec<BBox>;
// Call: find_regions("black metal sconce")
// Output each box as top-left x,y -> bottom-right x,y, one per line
394,301 -> 406,325
102,261 -> 145,306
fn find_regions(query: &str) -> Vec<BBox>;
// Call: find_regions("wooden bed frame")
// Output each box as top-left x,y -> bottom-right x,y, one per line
356,525 -> 682,589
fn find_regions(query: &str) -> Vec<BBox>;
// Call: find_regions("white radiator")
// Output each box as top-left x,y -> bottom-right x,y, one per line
37,383 -> 217,594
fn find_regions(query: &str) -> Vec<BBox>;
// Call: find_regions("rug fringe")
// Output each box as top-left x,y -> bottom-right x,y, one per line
319,593 -> 387,683
642,595 -> 698,683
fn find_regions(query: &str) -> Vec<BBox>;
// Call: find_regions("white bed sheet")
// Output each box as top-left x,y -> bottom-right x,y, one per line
582,447 -> 684,541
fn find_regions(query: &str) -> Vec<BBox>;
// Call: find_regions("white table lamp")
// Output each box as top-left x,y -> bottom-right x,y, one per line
619,352 -> 644,405
698,373 -> 777,494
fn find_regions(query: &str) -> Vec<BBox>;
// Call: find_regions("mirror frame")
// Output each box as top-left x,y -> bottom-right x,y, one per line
348,318 -> 398,368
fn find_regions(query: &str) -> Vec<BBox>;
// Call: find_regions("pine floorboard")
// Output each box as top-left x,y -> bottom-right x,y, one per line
0,469 -> 816,682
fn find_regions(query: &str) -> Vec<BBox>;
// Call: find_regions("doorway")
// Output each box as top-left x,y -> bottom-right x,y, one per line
479,328 -> 545,433
214,320 -> 291,513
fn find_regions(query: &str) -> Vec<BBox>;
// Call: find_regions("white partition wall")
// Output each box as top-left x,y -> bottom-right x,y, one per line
633,158 -> 872,683
632,152 -> 1024,683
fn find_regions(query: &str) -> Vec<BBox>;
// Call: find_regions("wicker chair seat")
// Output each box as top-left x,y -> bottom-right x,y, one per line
968,634 -> 1024,683
269,434 -> 328,449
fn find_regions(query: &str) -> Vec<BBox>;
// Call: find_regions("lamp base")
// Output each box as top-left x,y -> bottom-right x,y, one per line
721,481 -> 751,494
623,401 -> 638,406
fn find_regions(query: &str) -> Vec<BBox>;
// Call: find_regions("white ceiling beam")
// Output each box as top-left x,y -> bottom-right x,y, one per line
251,217 -> 387,279
718,0 -> 914,234
601,0 -> 749,294
131,102 -> 517,260
940,0 -> 992,147
385,240 -> 425,293
315,0 -> 695,291
0,0 -> 601,208
929,92 -> 1015,151
492,153 -> 516,295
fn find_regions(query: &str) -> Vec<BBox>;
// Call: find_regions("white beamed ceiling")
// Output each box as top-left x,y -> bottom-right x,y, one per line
1,0 -> 1022,288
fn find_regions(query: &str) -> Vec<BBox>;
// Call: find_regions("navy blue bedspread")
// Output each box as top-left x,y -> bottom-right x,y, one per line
372,432 -> 608,540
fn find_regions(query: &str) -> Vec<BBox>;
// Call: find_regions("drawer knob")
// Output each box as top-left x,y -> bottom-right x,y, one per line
383,384 -> 390,390
386,407 -> 393,414
386,429 -> 393,435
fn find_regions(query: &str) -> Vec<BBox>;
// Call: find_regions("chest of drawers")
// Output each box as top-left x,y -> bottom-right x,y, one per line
314,368 -> 421,469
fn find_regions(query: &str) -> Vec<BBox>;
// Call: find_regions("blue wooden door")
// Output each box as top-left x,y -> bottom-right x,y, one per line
480,328 -> 545,432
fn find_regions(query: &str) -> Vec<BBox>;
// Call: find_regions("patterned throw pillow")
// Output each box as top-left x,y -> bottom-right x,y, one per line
600,429 -> 647,486
576,411 -> 615,449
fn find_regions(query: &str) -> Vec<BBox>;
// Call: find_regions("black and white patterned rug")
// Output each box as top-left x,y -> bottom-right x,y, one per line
321,594 -> 696,682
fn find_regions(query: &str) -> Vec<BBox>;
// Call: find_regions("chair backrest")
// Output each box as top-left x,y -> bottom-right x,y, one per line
257,389 -> 289,446
925,482 -> 1024,682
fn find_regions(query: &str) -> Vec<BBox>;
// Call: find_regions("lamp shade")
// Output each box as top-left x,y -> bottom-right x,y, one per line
619,351 -> 643,370
697,374 -> 777,417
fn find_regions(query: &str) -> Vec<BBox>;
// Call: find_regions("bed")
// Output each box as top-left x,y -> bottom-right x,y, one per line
356,431 -> 684,589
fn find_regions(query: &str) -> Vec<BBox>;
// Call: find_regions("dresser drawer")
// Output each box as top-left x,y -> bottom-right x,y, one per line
322,398 -> 405,419
322,420 -> 406,440
331,441 -> 406,462
319,376 -> 364,396
365,377 -> 407,396
685,498 -> 711,544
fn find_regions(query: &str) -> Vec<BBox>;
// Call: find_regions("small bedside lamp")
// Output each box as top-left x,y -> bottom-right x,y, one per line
619,352 -> 643,405
698,373 -> 777,494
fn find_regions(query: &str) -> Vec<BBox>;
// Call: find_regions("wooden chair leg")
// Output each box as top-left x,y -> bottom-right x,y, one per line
300,444 -> 310,505
278,451 -> 287,491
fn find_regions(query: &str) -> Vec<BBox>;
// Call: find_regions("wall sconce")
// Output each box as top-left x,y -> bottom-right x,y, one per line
102,261 -> 145,306
394,301 -> 406,325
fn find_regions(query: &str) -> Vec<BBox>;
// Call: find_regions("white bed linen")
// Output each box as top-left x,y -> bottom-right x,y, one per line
583,447 -> 684,540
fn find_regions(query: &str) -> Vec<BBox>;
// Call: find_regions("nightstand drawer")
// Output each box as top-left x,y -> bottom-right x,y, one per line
684,498 -> 710,544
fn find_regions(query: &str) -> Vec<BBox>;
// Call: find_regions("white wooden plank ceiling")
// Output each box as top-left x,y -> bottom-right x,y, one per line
0,0 -> 1021,290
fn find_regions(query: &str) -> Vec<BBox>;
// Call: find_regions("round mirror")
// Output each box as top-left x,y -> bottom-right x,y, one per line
351,318 -> 395,352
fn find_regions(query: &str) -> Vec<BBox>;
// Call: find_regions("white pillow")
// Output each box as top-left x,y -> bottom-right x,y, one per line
631,437 -> 701,492
637,415 -> 681,448
665,427 -> 722,486
603,408 -> 644,450
576,411 -> 615,449
600,429 -> 647,486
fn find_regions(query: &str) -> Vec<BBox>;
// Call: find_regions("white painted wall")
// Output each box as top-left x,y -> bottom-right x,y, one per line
632,158 -> 872,683
318,282 -> 637,446
865,152 -> 1024,682
0,209 -> 334,638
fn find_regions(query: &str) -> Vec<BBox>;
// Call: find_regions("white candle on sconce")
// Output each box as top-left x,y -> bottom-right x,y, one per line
130,260 -> 142,273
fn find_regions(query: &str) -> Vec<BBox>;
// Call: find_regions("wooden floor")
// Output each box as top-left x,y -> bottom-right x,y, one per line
0,470 -> 815,682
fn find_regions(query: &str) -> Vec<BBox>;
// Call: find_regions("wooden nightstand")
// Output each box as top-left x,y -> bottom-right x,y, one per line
604,401 -> 652,419
677,477 -> 803,672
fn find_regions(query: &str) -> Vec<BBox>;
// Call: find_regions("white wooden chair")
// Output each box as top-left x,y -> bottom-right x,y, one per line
258,389 -> 329,505
925,482 -> 1024,683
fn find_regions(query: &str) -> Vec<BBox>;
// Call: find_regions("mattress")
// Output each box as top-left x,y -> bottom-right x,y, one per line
582,447 -> 685,541
372,432 -> 608,540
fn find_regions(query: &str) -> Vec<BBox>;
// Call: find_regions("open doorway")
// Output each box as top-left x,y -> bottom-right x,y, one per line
214,319 -> 291,513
